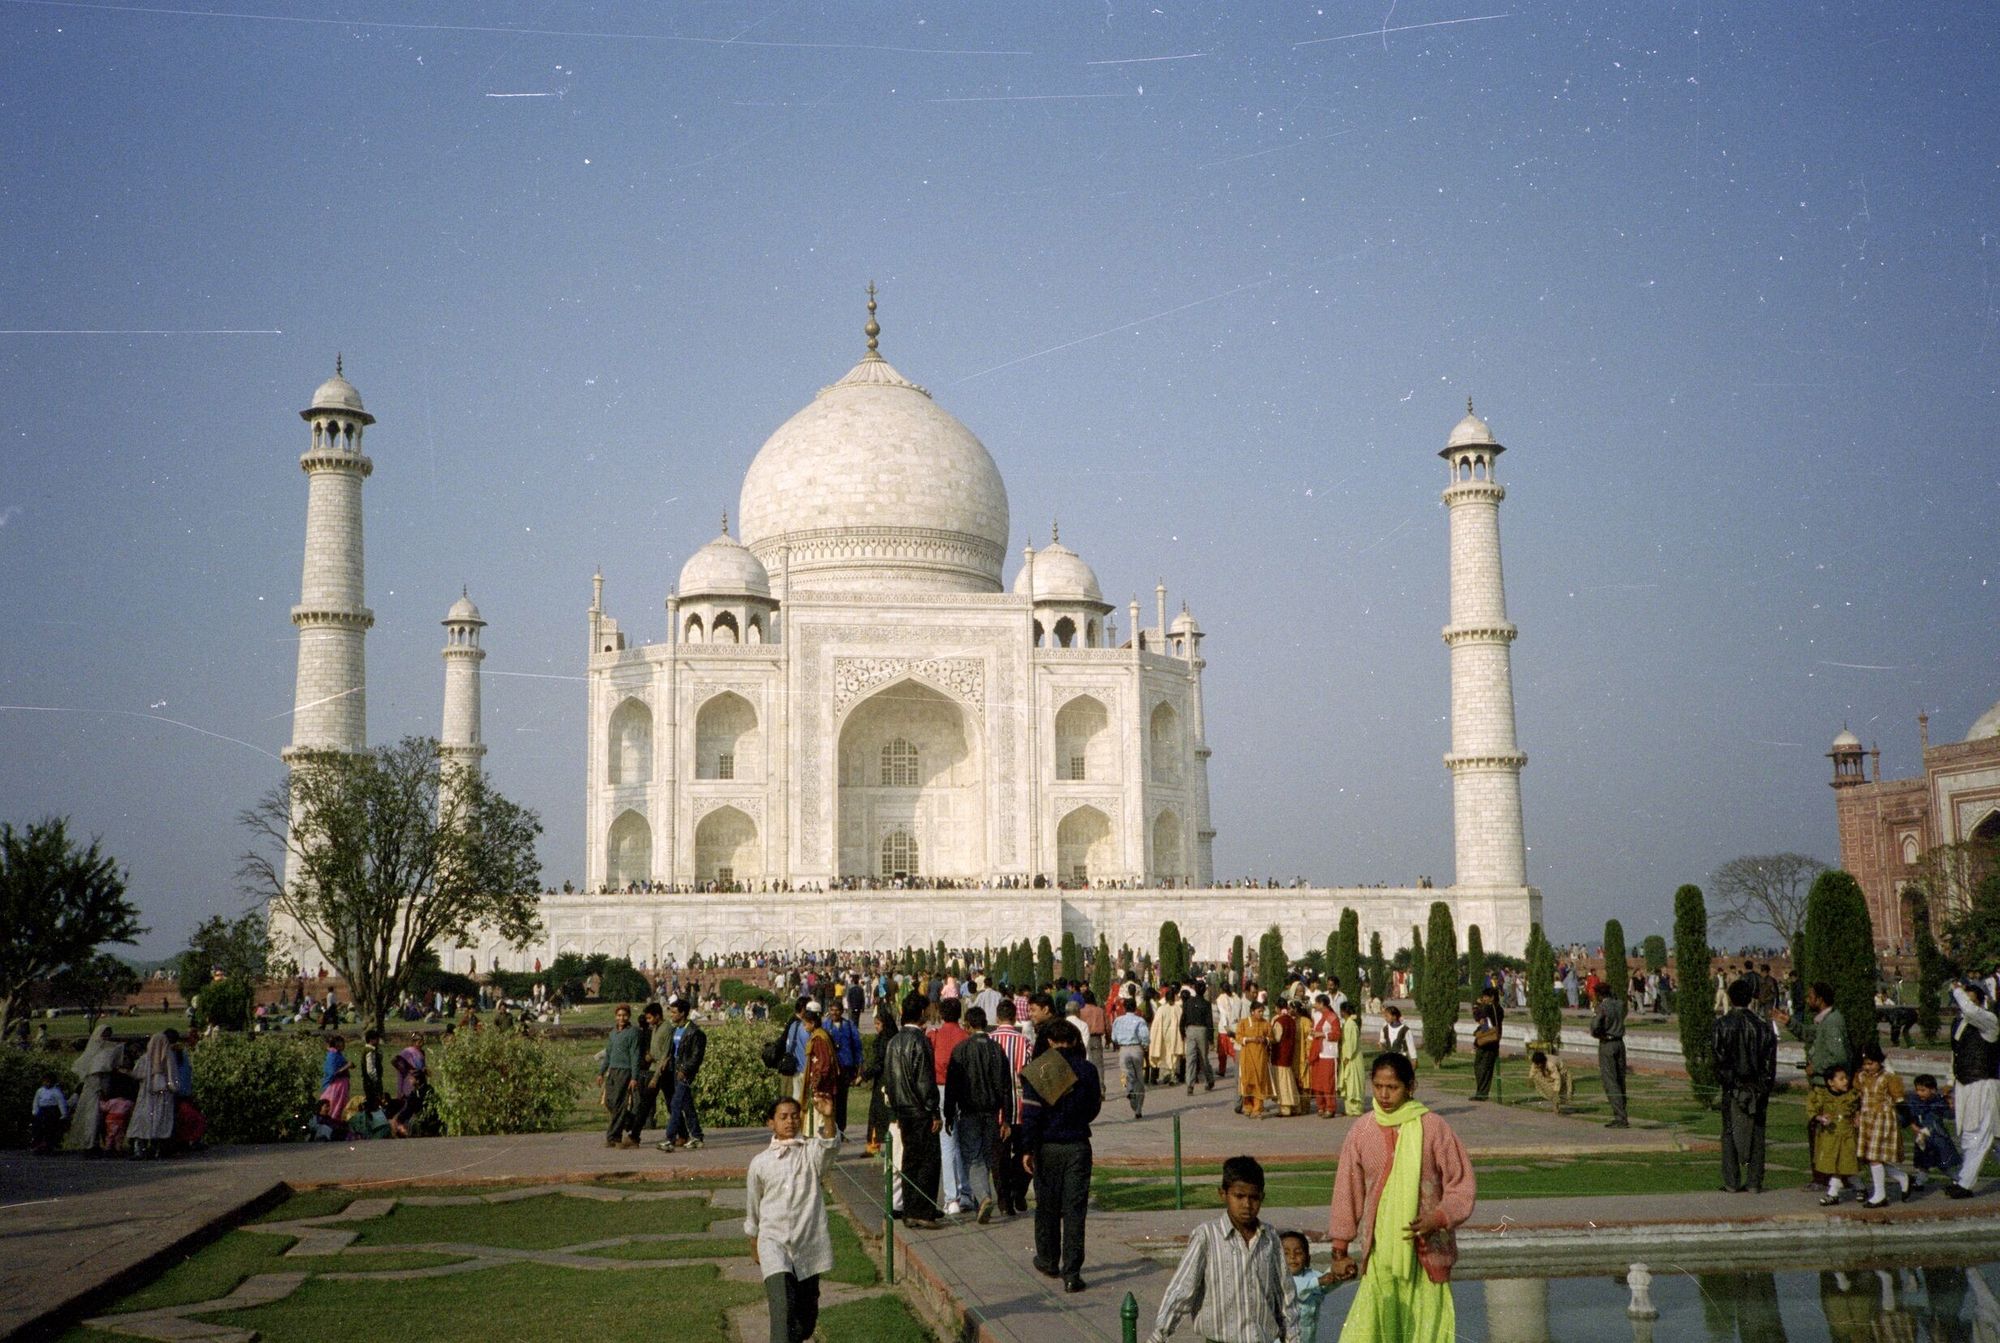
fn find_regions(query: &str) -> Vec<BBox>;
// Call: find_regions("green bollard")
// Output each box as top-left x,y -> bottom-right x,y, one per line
883,1147 -> 896,1285
1173,1111 -> 1184,1211
1121,1291 -> 1140,1343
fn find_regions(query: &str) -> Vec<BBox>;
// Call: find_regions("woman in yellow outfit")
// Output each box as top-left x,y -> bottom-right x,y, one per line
1338,1002 -> 1365,1115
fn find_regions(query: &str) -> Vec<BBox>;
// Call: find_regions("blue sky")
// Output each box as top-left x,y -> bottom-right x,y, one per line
2,2 -> 1994,956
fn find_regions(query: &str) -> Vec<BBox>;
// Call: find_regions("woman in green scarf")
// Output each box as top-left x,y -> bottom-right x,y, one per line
1327,1053 -> 1476,1341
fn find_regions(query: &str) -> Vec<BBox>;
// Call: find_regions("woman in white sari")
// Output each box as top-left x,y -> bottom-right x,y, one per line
127,1032 -> 177,1157
66,1024 -> 125,1151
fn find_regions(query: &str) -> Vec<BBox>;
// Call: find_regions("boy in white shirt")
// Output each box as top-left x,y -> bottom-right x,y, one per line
746,1093 -> 841,1343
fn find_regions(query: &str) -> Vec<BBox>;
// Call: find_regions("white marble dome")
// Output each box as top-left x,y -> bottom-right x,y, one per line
1447,407 -> 1496,448
306,362 -> 370,420
678,529 -> 771,599
1967,700 -> 2000,741
445,592 -> 483,624
1013,540 -> 1104,604
1831,728 -> 1862,749
738,350 -> 1010,593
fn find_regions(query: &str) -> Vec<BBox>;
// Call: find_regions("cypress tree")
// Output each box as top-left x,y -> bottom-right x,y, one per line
1641,934 -> 1669,974
1366,931 -> 1388,1005
1409,925 -> 1425,997
1091,933 -> 1113,1003
1465,923 -> 1486,996
1264,925 -> 1288,991
1325,928 -> 1340,987
1802,869 -> 1881,1057
1230,934 -> 1245,988
1525,923 -> 1561,1050
1603,920 -> 1630,1002
1060,930 -> 1080,982
1422,901 -> 1459,1063
1674,883 -> 1719,1106
1158,921 -> 1182,984
1036,935 -> 1056,987
1335,908 -> 1362,999
1908,891 -> 1947,1044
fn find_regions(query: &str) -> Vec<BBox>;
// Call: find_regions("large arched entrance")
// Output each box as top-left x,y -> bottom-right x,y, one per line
606,809 -> 651,887
837,678 -> 984,880
1152,808 -> 1185,885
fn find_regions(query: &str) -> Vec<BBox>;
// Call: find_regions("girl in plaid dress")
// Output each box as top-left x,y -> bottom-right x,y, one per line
1855,1043 -> 1912,1207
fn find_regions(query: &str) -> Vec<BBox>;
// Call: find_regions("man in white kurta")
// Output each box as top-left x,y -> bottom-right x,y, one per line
746,1095 -> 842,1343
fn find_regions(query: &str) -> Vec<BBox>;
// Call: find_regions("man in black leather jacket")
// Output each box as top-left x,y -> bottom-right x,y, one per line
884,992 -> 944,1227
1713,976 -> 1777,1192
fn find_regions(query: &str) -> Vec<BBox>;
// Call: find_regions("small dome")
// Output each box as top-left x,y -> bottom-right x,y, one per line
1170,606 -> 1199,635
1967,700 -> 2000,741
301,357 -> 374,425
444,592 -> 483,624
1013,540 -> 1103,604
1446,408 -> 1496,449
1831,728 -> 1862,750
679,530 -> 771,599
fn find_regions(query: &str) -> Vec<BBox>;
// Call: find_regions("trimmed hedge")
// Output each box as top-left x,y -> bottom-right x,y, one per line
192,1033 -> 321,1144
430,1029 -> 578,1136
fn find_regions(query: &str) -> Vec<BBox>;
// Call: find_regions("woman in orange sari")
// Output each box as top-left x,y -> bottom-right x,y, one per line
1236,1001 -> 1276,1118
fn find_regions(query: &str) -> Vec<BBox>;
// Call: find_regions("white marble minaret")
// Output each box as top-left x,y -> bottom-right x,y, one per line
1441,401 -> 1529,891
439,590 -> 487,774
284,358 -> 374,764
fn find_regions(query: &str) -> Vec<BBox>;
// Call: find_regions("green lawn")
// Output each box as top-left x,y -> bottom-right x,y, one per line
60,1182 -> 931,1343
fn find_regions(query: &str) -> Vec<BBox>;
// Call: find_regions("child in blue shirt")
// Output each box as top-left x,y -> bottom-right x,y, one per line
1902,1073 -> 1959,1190
1280,1229 -> 1341,1341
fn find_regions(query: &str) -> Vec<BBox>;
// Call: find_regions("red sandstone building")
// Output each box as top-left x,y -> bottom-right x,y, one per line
1831,703 -> 2000,950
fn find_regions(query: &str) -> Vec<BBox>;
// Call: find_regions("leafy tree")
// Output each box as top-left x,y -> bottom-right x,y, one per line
1060,930 -> 1080,982
44,952 -> 141,1029
176,910 -> 270,998
595,958 -> 650,1004
1674,884 -> 1719,1106
240,736 -> 544,1034
1801,869 -> 1881,1055
1464,923 -> 1487,995
1524,923 -> 1561,1049
1365,931 -> 1388,1004
1421,902 -> 1458,1063
0,817 -> 144,1037
1230,934 -> 1245,987
1091,934 -> 1113,1002
1334,908 -> 1361,998
1710,853 -> 1828,946
1640,934 -> 1669,974
1908,890 -> 1949,1044
1944,868 -> 2000,975
1602,920 -> 1630,1001
1036,935 -> 1056,987
191,977 -> 254,1032
1408,925 -> 1425,996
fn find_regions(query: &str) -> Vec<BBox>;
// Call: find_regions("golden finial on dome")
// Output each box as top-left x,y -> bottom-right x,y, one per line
335,352 -> 343,378
721,510 -> 729,535
1466,396 -> 1475,415
1051,517 -> 1060,544
864,281 -> 881,358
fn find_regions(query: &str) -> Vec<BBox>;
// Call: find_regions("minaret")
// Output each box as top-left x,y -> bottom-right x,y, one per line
284,357 -> 374,764
1441,401 -> 1528,890
440,589 -> 487,775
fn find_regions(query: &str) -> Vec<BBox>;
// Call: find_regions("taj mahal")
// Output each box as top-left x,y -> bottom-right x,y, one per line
276,293 -> 1542,967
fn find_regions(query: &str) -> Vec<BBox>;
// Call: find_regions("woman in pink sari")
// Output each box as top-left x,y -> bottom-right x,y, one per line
320,1035 -> 352,1130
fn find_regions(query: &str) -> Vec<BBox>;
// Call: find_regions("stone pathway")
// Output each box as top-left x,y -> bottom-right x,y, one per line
76,1183 -> 882,1343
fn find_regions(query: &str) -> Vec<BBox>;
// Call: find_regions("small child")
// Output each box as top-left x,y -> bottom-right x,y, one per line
30,1072 -> 69,1153
1903,1073 -> 1959,1190
1528,1050 -> 1573,1116
1855,1042 -> 1911,1206
1809,1064 -> 1861,1204
1281,1229 -> 1345,1342
745,1095 -> 841,1343
1149,1155 -> 1347,1343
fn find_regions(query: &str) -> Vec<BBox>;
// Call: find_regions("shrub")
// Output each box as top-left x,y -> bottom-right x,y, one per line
1036,936 -> 1055,988
1365,932 -> 1388,1003
1333,908 -> 1360,999
1641,934 -> 1669,974
1525,923 -> 1561,1051
1230,934 -> 1245,987
192,977 -> 254,1032
595,958 -> 651,1005
429,1029 -> 578,1136
1090,934 -> 1112,1003
1464,924 -> 1486,995
693,1021 -> 789,1128
1407,925 -> 1425,994
719,978 -> 781,1010
1157,922 -> 1184,985
1060,931 -> 1080,982
1674,884 -> 1719,1106
192,1033 -> 321,1144
1421,902 -> 1458,1063
1603,920 -> 1629,1001
0,1049 -> 74,1147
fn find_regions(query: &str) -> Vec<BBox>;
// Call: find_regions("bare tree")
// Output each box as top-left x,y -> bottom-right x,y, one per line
240,736 -> 543,1033
1709,853 -> 1827,945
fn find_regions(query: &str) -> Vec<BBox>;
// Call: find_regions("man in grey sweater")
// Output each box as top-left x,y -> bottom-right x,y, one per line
1590,982 -> 1629,1128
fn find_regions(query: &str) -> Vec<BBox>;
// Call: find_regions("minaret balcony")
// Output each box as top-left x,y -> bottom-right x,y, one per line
1442,481 -> 1504,504
1444,751 -> 1528,771
298,450 -> 374,477
291,605 -> 375,629
1441,622 -> 1517,646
